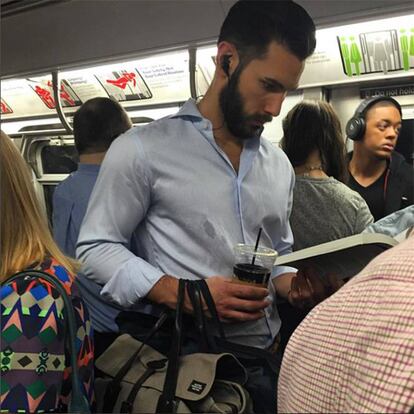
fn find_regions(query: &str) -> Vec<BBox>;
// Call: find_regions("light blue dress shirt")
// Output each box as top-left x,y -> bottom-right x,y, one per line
53,164 -> 101,258
53,164 -> 121,332
364,205 -> 414,237
77,99 -> 296,347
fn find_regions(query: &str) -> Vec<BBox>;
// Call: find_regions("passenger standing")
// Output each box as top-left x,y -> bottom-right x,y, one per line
280,100 -> 373,251
0,131 -> 94,413
52,97 -> 132,351
53,97 -> 132,257
346,96 -> 413,221
77,2 -> 335,412
278,100 -> 372,352
278,234 -> 414,413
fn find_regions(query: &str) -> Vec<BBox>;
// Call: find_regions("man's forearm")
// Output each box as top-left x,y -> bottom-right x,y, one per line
273,272 -> 296,299
147,275 -> 193,313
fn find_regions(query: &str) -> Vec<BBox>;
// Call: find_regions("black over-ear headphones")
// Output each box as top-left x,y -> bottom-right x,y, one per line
346,96 -> 402,141
221,55 -> 231,76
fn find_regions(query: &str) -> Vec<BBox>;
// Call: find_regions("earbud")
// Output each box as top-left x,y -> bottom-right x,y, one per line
221,55 -> 231,76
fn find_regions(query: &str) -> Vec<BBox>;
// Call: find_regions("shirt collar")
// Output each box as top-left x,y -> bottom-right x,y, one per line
169,98 -> 203,121
77,163 -> 101,173
171,99 -> 263,147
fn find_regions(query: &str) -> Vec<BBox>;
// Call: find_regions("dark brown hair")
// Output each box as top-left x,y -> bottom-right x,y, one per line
74,97 -> 132,155
281,100 -> 348,183
218,0 -> 316,65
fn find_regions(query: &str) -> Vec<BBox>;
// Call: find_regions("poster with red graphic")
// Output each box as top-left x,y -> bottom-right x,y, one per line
95,69 -> 152,101
1,98 -> 13,114
28,79 -> 82,109
58,80 -> 82,106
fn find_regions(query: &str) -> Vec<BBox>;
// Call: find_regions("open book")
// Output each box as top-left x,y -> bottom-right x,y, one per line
275,233 -> 398,280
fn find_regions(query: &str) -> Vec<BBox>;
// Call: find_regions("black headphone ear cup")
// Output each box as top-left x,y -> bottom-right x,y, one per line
346,116 -> 365,141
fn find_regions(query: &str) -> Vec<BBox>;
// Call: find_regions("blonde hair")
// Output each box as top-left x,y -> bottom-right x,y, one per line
0,131 -> 78,279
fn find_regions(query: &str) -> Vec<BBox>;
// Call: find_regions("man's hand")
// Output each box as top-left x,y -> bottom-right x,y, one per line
288,267 -> 342,309
147,275 -> 270,322
206,276 -> 271,322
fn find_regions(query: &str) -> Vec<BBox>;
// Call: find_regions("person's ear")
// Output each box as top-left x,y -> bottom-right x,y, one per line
217,42 -> 239,77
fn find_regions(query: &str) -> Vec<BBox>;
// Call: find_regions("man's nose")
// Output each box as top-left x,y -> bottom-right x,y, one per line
386,126 -> 399,139
264,93 -> 286,117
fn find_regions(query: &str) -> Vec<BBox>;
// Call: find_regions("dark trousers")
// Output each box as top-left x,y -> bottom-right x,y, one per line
243,354 -> 281,414
94,330 -> 120,360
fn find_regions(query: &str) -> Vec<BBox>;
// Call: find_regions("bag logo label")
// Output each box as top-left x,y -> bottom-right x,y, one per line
187,380 -> 207,394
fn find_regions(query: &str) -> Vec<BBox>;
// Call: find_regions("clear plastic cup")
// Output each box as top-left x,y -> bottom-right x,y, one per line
233,244 -> 278,286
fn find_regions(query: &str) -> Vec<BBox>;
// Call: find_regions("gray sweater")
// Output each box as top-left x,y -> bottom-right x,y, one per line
290,176 -> 374,251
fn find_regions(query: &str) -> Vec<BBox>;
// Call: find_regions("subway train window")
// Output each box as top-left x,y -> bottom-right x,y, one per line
25,138 -> 78,227
38,141 -> 77,226
41,144 -> 78,174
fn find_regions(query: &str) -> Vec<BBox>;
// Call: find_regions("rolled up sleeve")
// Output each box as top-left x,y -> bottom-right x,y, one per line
76,129 -> 163,307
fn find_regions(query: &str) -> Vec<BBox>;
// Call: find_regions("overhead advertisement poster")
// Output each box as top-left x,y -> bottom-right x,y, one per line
299,14 -> 414,88
135,51 -> 190,104
62,71 -> 108,103
82,50 -> 189,105
1,50 -> 191,121
1,79 -> 57,119
1,98 -> 13,114
95,69 -> 152,101
27,78 -> 82,109
66,50 -> 190,106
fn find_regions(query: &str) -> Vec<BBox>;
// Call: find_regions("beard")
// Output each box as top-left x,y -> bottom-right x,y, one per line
219,70 -> 271,141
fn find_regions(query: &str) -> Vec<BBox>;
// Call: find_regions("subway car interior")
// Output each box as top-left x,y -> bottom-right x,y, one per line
1,0 -> 414,413
2,0 -> 414,222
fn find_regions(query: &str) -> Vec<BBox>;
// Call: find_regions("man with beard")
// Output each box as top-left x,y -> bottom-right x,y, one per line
346,97 -> 413,221
77,1 -> 330,412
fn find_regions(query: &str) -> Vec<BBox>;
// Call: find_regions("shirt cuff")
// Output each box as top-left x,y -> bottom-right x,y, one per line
100,257 -> 165,307
270,265 -> 297,279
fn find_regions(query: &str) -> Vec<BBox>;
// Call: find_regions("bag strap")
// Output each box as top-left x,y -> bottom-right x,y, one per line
120,359 -> 168,414
216,337 -> 279,372
156,278 -> 186,413
183,280 -> 226,349
186,281 -> 209,352
4,270 -> 91,414
196,279 -> 226,339
102,310 -> 169,413
194,280 -> 278,371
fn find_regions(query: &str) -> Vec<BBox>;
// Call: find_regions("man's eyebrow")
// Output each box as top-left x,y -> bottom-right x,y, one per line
378,118 -> 402,125
262,77 -> 298,91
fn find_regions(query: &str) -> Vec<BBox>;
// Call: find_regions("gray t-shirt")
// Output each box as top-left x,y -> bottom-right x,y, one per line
290,176 -> 374,251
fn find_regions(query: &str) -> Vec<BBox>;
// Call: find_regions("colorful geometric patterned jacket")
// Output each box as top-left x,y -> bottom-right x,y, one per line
1,257 -> 94,413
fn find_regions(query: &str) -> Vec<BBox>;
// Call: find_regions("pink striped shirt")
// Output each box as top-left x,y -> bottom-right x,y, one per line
278,236 -> 414,413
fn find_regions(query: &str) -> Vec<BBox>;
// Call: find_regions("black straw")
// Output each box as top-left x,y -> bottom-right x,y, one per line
251,227 -> 262,265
